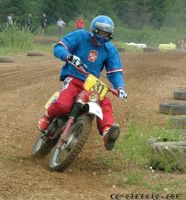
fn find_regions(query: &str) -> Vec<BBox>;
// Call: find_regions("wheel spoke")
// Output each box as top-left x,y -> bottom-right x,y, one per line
50,121 -> 84,167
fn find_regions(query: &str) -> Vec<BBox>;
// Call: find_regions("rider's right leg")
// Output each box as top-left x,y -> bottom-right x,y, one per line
38,77 -> 83,132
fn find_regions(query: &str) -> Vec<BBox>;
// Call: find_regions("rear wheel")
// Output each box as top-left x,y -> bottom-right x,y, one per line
49,115 -> 92,172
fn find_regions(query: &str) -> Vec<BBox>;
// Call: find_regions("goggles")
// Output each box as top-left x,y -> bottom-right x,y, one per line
95,29 -> 112,38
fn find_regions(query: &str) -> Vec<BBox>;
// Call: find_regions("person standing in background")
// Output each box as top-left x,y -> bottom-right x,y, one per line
26,13 -> 33,31
75,16 -> 85,29
7,13 -> 13,26
180,39 -> 184,51
56,17 -> 65,36
40,13 -> 47,34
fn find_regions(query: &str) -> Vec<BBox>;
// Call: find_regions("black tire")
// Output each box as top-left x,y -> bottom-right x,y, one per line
151,141 -> 186,154
172,129 -> 186,133
174,89 -> 186,100
171,116 -> 186,129
27,51 -> 45,56
49,115 -> 92,172
0,56 -> 14,63
172,129 -> 186,138
143,47 -> 159,53
32,133 -> 57,158
149,141 -> 186,171
159,102 -> 186,115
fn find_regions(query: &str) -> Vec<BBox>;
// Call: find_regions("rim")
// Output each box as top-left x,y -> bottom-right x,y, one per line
32,138 -> 44,154
50,121 -> 83,167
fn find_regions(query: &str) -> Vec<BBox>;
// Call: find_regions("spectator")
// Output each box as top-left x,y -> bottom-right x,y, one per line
75,16 -> 85,29
56,17 -> 65,36
180,39 -> 184,50
40,13 -> 47,34
184,41 -> 186,50
7,13 -> 13,26
26,13 -> 33,31
176,40 -> 181,49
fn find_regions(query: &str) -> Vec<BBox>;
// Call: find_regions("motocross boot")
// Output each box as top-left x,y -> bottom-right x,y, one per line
103,124 -> 120,151
38,112 -> 52,132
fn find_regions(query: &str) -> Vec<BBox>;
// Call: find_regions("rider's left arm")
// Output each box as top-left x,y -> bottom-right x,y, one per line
107,71 -> 125,90
105,46 -> 126,90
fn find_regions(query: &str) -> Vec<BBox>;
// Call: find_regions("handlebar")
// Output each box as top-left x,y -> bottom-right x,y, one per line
68,61 -> 127,102
74,63 -> 89,75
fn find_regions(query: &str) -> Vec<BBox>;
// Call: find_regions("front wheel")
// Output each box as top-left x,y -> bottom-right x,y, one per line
32,117 -> 67,158
32,133 -> 57,158
49,115 -> 92,172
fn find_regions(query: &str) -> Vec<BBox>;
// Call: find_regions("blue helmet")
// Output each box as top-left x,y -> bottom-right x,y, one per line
90,15 -> 114,45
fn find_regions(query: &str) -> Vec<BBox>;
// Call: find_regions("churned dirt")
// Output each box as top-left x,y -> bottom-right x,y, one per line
0,50 -> 186,200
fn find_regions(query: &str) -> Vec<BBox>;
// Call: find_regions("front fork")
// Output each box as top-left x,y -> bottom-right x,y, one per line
57,102 -> 83,149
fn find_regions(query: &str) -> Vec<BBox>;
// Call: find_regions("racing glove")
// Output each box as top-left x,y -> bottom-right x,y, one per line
118,87 -> 127,99
67,54 -> 81,67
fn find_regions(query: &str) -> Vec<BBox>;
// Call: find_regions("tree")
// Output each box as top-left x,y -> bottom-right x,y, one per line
0,0 -> 185,30
163,0 -> 186,28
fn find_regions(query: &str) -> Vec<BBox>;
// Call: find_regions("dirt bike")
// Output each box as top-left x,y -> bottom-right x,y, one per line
32,63 -> 124,172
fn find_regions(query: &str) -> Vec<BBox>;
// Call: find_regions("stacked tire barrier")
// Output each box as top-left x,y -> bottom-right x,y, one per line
27,51 -> 45,56
149,88 -> 186,171
143,47 -> 160,53
149,139 -> 186,171
0,56 -> 14,63
159,88 -> 186,136
0,50 -> 46,63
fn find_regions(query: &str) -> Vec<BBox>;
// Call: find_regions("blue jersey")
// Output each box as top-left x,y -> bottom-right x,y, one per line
54,29 -> 125,89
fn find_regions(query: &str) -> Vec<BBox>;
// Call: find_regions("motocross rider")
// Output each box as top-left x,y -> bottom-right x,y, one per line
38,15 -> 127,151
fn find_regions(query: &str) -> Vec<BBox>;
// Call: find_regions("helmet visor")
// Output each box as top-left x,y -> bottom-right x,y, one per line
95,22 -> 114,34
96,29 -> 111,38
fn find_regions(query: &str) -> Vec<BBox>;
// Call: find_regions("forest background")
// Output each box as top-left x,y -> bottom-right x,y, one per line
0,0 -> 186,46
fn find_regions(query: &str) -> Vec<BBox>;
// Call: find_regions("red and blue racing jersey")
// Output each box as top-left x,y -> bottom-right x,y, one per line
53,29 -> 125,89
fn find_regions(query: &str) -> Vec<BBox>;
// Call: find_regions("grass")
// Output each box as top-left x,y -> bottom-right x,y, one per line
0,24 -> 33,49
97,120 -> 186,194
0,24 -> 53,56
116,171 -> 147,187
0,44 -> 52,56
116,121 -> 185,167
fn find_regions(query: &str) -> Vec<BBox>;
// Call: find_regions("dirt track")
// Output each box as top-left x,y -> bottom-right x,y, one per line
0,51 -> 186,199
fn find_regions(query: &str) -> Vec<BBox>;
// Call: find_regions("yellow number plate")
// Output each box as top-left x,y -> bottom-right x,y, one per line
83,74 -> 108,100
